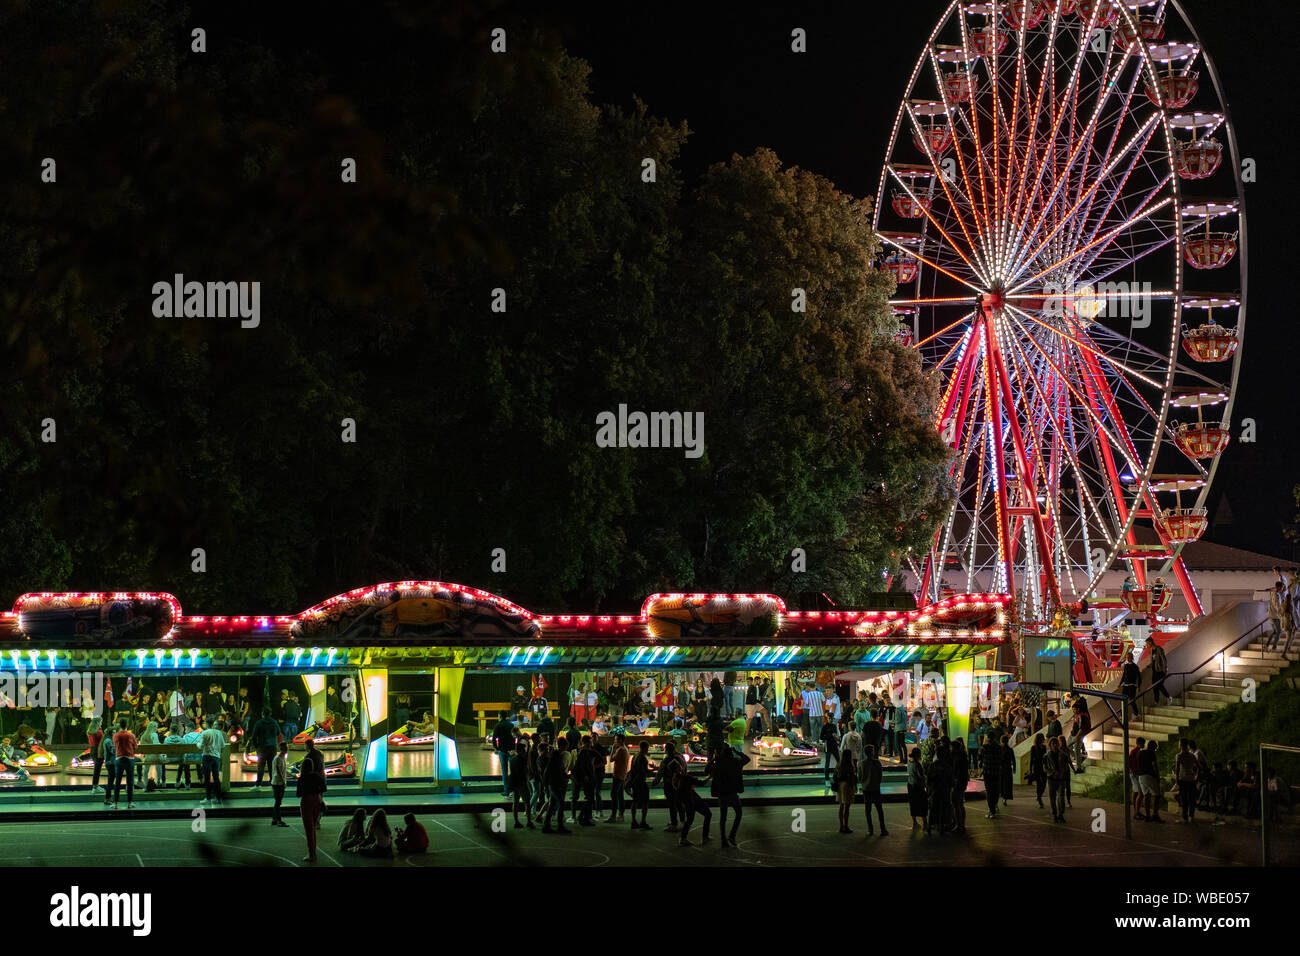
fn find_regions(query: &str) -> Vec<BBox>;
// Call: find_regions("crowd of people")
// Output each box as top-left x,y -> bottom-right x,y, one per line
1128,736 -> 1294,824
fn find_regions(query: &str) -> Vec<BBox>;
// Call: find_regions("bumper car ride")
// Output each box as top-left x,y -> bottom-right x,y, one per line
289,751 -> 356,780
753,733 -> 820,767
0,756 -> 31,786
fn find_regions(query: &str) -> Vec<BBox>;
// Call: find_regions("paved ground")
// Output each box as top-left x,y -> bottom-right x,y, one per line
1,791 -> 1290,867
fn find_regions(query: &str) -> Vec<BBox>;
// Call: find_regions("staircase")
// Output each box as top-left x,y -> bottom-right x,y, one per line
1075,631 -> 1297,791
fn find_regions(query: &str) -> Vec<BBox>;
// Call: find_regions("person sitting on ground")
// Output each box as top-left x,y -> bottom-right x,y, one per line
338,808 -> 367,851
350,809 -> 394,857
395,812 -> 429,852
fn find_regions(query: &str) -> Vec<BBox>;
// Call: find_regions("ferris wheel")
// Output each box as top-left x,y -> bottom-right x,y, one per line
875,0 -> 1246,621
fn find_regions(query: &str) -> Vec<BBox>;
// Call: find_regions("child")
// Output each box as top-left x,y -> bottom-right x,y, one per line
395,812 -> 429,852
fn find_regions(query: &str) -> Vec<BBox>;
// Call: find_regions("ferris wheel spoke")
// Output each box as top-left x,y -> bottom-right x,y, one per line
1010,194 -> 1174,293
1009,113 -> 1164,283
1004,304 -> 1163,391
887,165 -> 990,285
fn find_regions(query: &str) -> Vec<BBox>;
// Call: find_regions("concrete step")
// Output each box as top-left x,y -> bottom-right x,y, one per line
1241,645 -> 1298,660
1186,685 -> 1240,699
1147,704 -> 1214,719
1228,655 -> 1286,671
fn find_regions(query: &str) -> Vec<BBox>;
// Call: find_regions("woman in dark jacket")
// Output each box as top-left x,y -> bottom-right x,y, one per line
949,736 -> 970,833
906,747 -> 928,828
820,715 -> 840,791
708,744 -> 749,846
981,735 -> 1001,817
999,734 -> 1015,805
1028,733 -> 1048,808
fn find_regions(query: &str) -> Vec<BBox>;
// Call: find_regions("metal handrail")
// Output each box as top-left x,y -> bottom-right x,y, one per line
1082,615 -> 1273,749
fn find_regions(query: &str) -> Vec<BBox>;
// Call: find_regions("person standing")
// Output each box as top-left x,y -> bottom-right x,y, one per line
608,733 -> 629,823
86,718 -> 106,796
198,716 -> 225,807
140,720 -> 161,791
1267,582 -> 1286,651
980,731 -> 1001,818
803,685 -> 823,741
1045,737 -> 1069,823
998,734 -> 1015,806
268,740 -> 289,827
249,707 -> 280,790
296,748 -> 327,862
833,745 -> 857,834
541,738 -> 571,834
819,713 -> 840,792
492,710 -> 516,797
656,741 -> 685,832
508,740 -> 533,829
1138,739 -> 1164,822
709,744 -> 748,847
627,739 -> 651,830
1174,738 -> 1200,823
282,693 -> 301,742
607,677 -> 625,722
925,739 -> 953,834
906,747 -> 927,828
950,736 -> 969,833
1028,733 -> 1048,808
861,744 -> 888,835
109,718 -> 138,809
895,708 -> 911,764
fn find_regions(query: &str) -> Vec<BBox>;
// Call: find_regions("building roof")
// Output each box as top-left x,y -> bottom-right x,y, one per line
1130,527 -> 1289,572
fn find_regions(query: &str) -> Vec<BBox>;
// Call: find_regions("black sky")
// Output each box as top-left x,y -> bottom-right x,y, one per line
553,0 -> 1297,559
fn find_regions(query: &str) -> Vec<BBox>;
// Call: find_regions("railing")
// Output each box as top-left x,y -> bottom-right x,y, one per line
1261,742 -> 1300,866
1082,615 -> 1276,755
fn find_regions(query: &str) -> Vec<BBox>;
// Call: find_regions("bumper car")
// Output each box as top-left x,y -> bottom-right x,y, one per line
390,723 -> 438,748
227,727 -> 244,747
17,744 -> 58,770
0,754 -> 31,786
291,723 -> 350,748
753,730 -> 820,767
289,750 -> 356,780
68,747 -> 100,774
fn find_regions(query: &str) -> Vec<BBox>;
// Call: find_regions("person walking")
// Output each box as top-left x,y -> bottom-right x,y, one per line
1149,640 -> 1169,705
1267,581 -> 1286,651
197,716 -> 225,807
296,751 -> 327,862
980,730 -> 1001,818
675,760 -> 711,847
1174,738 -> 1199,823
1028,733 -> 1048,808
1045,737 -> 1069,822
1128,736 -> 1147,819
249,707 -> 280,790
270,741 -> 289,827
1138,739 -> 1164,822
572,736 -> 598,826
708,744 -> 748,847
656,741 -> 685,833
110,717 -> 138,810
627,739 -> 651,830
1120,653 -> 1141,717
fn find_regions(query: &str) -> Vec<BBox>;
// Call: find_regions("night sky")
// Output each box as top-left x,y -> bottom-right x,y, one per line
556,0 -> 1295,559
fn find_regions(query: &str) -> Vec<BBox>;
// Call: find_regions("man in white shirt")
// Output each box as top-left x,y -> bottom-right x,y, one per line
823,689 -> 840,723
197,717 -> 225,806
804,686 -> 824,741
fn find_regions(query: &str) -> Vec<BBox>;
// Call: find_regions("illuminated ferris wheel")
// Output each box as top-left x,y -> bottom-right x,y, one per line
875,0 -> 1246,621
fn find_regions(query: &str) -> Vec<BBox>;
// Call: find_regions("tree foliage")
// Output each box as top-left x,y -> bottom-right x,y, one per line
0,0 -> 951,612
